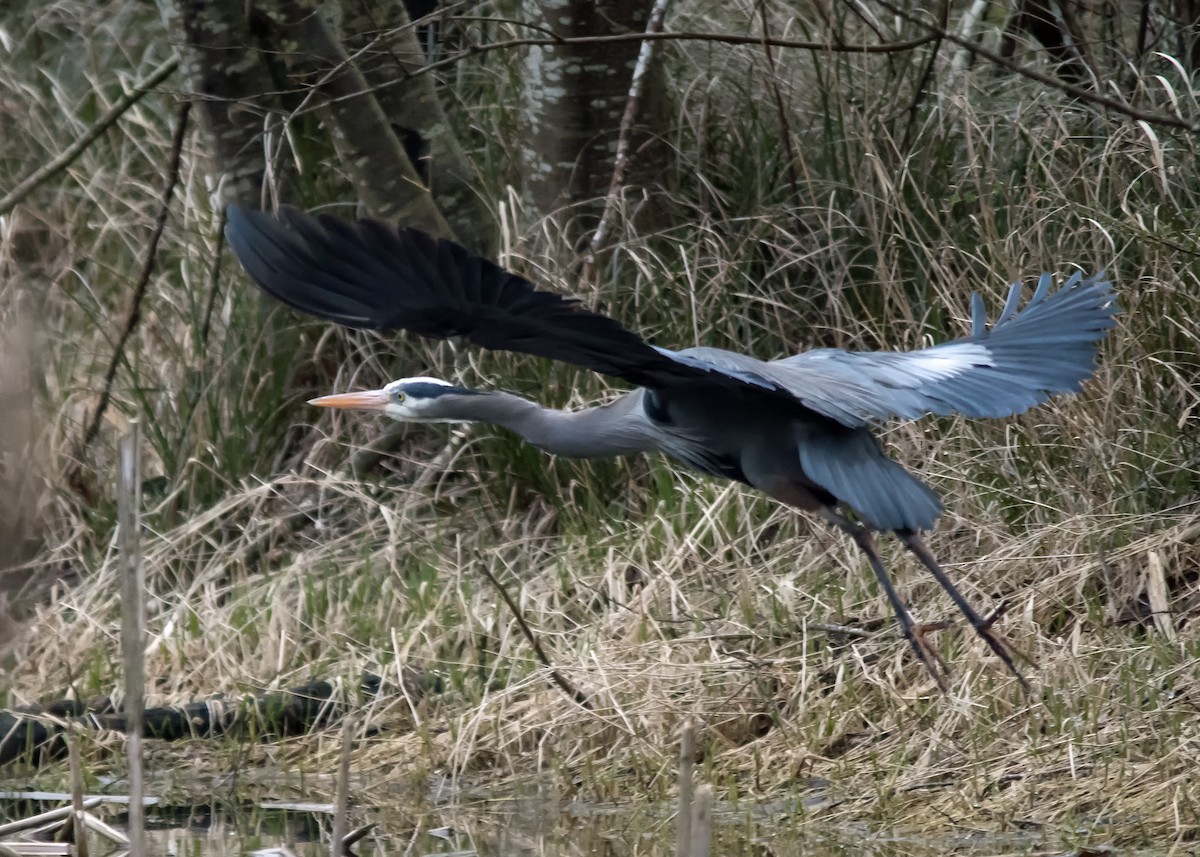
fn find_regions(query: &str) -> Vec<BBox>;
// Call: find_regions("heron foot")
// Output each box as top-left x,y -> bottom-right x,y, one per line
822,509 -> 953,691
898,533 -> 1033,692
908,621 -> 952,691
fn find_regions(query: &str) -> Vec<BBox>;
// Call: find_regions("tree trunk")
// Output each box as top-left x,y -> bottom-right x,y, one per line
159,0 -> 277,207
1000,0 -> 1091,86
340,0 -> 495,254
263,0 -> 454,236
519,0 -> 670,236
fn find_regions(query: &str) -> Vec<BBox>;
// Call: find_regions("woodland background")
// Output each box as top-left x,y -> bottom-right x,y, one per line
1,0 -> 1199,848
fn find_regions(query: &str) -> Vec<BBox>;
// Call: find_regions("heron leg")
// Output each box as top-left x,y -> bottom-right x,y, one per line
896,530 -> 1032,691
822,510 -> 950,691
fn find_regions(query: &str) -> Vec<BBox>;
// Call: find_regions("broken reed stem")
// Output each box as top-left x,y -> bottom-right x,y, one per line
689,785 -> 713,857
79,814 -> 130,847
66,730 -> 87,857
341,824 -> 375,850
118,421 -> 145,857
0,800 -> 102,837
331,715 -> 353,857
676,721 -> 694,857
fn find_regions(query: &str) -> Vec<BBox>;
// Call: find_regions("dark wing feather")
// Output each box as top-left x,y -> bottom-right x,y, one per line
225,205 -> 772,393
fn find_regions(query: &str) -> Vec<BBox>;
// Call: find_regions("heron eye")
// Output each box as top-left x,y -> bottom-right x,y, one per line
394,391 -> 406,403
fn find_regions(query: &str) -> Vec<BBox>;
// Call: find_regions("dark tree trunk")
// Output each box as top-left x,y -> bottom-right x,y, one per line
340,0 -> 495,253
163,0 -> 481,246
263,0 -> 453,236
159,0 -> 277,207
1000,0 -> 1091,86
1173,0 -> 1200,71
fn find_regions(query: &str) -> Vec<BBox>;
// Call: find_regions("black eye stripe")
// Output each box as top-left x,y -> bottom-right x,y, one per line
400,382 -> 481,399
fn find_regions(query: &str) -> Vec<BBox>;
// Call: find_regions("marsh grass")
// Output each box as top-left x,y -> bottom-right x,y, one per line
1,0 -> 1198,848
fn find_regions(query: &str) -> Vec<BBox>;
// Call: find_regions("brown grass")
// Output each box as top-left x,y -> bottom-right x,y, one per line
1,0 -> 1199,850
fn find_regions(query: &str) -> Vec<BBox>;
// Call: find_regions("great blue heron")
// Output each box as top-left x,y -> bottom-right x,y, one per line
225,204 -> 1118,690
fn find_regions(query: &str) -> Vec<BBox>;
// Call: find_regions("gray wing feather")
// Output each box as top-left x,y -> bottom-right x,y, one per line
761,271 -> 1117,427
970,293 -> 986,338
652,346 -> 781,392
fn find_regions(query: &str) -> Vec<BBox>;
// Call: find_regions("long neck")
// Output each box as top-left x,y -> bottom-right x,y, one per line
439,390 -> 659,458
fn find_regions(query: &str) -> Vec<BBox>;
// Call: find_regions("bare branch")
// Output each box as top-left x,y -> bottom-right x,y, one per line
417,28 -> 938,84
76,102 -> 190,455
0,57 -> 179,217
244,29 -> 938,123
870,0 -> 1199,132
475,560 -> 592,710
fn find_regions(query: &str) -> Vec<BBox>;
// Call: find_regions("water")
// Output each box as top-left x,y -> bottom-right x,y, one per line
0,789 -> 1141,856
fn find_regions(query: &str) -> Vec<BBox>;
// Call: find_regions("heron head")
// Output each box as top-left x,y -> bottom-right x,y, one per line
309,376 -> 481,423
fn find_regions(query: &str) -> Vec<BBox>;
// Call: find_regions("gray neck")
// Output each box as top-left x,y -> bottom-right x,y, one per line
437,389 -> 659,458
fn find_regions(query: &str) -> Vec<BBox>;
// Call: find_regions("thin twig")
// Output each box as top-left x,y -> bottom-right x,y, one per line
474,560 -> 592,710
79,101 -> 191,453
755,0 -> 801,204
898,0 -> 948,149
870,0 -> 1198,132
588,0 -> 671,259
449,27 -> 935,55
0,57 -> 179,217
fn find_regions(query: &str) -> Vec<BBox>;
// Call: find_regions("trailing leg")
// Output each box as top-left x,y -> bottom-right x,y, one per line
897,530 -> 1031,691
822,510 -> 950,691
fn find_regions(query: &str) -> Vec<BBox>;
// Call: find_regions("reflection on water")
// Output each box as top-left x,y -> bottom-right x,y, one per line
0,787 -> 1134,857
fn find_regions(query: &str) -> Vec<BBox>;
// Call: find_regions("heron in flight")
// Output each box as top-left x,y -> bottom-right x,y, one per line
225,205 -> 1117,690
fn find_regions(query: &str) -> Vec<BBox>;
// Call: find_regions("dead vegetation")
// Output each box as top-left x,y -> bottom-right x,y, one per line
0,0 -> 1198,850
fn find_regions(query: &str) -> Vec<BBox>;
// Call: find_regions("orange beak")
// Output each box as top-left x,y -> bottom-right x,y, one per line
308,389 -> 390,411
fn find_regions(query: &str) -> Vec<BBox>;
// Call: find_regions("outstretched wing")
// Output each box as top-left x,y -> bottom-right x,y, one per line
754,272 -> 1118,426
226,206 -> 1116,428
225,205 -> 784,394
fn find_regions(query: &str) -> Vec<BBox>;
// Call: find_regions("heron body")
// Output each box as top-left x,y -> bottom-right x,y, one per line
226,205 -> 1118,689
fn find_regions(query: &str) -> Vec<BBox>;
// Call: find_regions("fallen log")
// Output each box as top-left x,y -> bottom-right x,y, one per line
0,673 -> 403,768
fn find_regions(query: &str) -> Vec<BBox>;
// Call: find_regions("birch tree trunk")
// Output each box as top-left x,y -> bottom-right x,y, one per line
519,0 -> 670,234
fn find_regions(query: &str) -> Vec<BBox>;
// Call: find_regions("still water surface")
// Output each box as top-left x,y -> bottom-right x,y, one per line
0,788 -> 1151,856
